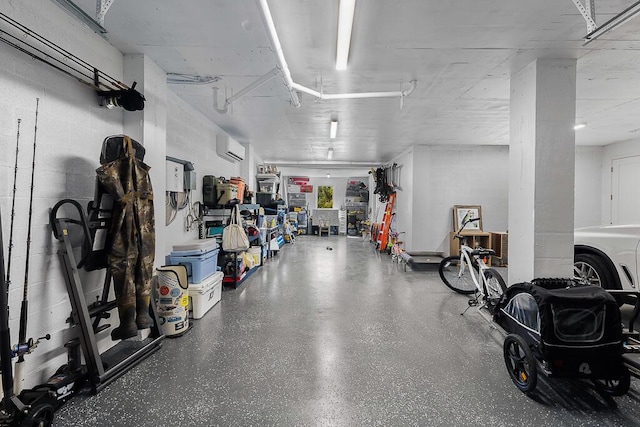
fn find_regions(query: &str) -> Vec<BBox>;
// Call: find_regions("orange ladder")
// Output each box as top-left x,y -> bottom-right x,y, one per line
376,192 -> 396,251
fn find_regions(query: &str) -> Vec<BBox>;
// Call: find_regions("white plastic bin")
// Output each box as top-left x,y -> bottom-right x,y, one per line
189,271 -> 223,319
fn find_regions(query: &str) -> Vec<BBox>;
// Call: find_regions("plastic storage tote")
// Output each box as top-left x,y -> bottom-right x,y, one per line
167,248 -> 219,284
189,271 -> 223,319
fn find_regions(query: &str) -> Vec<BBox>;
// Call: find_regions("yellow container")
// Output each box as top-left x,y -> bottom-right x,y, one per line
216,183 -> 238,205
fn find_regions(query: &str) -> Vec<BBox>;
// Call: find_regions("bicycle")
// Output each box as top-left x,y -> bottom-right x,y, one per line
438,216 -> 507,314
389,231 -> 405,263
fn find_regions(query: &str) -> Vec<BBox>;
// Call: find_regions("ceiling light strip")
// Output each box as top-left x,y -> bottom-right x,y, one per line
336,0 -> 356,70
330,121 -> 338,139
223,0 -> 418,115
256,0 -> 301,107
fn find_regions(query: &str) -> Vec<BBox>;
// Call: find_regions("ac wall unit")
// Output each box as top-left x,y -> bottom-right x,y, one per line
216,134 -> 246,162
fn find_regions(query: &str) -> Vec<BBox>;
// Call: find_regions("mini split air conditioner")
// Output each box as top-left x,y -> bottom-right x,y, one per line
216,134 -> 245,163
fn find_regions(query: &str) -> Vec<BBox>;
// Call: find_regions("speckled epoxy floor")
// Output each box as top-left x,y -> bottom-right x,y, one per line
53,236 -> 640,426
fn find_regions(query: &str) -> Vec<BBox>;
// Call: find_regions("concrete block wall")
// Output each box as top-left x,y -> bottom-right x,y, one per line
164,91 -> 241,254
0,1 -> 125,389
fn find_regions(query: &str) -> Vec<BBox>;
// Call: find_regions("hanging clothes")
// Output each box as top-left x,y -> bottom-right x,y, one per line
96,136 -> 155,340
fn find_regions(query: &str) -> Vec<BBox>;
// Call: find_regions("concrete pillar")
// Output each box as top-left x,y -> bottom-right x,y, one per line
123,55 -> 167,266
508,59 -> 576,284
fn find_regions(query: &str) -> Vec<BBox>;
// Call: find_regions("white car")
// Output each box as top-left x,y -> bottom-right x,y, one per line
574,225 -> 640,294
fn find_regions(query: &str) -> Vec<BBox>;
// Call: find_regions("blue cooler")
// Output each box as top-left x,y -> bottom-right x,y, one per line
167,240 -> 219,284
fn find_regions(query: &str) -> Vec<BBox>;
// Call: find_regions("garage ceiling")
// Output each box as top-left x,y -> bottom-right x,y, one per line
69,0 -> 640,165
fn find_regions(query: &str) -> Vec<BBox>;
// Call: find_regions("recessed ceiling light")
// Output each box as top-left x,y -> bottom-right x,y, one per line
573,123 -> 587,130
327,173 -> 331,178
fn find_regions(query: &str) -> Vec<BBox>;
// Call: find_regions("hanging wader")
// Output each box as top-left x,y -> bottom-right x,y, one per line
96,136 -> 155,340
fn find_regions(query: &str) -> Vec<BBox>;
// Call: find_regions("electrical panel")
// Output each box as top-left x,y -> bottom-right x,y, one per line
166,160 -> 184,192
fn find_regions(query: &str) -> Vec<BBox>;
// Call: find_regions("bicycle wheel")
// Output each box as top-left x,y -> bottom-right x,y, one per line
439,256 -> 477,294
592,369 -> 631,396
503,333 -> 538,394
483,268 -> 507,314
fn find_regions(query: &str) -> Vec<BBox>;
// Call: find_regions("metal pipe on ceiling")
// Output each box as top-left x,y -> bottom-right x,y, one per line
211,0 -> 417,114
291,80 -> 417,100
213,68 -> 280,114
255,0 -> 417,103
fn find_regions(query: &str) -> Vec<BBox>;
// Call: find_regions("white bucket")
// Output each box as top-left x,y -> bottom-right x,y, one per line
248,247 -> 261,265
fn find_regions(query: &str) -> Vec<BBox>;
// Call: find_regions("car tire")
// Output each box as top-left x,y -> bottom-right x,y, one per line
574,253 -> 615,289
573,253 -> 628,305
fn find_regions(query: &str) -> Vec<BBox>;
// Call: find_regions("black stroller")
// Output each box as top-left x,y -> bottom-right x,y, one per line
494,278 -> 631,396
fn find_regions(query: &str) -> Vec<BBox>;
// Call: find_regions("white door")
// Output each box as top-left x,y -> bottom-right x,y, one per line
611,156 -> 640,224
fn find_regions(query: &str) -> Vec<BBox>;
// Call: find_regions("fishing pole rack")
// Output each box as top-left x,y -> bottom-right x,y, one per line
49,193 -> 163,394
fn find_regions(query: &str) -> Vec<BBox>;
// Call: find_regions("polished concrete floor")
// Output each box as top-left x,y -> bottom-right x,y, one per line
54,235 -> 640,426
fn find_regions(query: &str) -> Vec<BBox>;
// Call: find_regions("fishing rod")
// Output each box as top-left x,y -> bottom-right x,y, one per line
17,99 -> 38,364
6,119 -> 20,288
0,207 -> 15,409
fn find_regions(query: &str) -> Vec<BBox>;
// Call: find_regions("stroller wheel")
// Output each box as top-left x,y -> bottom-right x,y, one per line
503,334 -> 538,394
592,369 -> 631,396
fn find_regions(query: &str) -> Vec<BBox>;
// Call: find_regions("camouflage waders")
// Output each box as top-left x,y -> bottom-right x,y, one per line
96,136 -> 155,340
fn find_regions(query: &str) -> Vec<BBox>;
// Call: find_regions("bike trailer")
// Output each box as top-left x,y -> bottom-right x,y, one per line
495,279 -> 625,381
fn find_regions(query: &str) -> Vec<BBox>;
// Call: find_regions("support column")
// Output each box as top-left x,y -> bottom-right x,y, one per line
123,55 -> 167,267
508,59 -> 576,284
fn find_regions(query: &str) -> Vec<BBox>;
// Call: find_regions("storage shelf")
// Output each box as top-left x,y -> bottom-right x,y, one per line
223,265 -> 258,288
256,173 -> 280,183
204,204 -> 260,216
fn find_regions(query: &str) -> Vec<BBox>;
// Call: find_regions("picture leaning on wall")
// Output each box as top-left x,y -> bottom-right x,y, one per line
453,205 -> 482,232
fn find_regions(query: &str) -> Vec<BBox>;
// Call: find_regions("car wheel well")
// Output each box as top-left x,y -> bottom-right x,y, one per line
574,245 -> 622,290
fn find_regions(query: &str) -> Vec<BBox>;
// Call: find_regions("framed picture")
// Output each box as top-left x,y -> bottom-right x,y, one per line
453,205 -> 482,232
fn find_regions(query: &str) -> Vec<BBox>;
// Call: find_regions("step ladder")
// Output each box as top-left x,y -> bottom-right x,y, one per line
377,192 -> 396,251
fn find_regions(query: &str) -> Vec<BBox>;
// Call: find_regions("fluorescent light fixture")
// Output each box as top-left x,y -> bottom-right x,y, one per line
336,0 -> 356,70
327,148 -> 334,160
330,120 -> 338,139
573,123 -> 587,130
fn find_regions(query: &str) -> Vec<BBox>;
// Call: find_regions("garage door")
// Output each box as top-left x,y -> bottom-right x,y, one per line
611,155 -> 640,224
